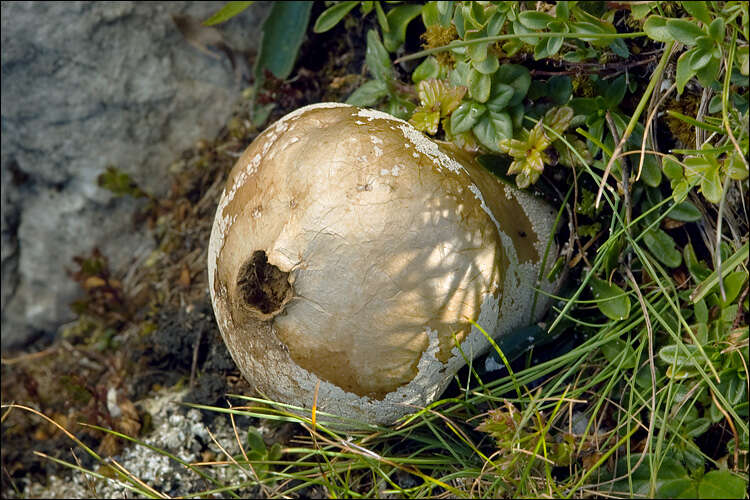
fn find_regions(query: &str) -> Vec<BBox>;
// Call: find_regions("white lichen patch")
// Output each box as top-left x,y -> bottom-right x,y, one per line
396,124 -> 465,174
278,101 -> 351,125
356,107 -> 409,123
467,183 -> 502,238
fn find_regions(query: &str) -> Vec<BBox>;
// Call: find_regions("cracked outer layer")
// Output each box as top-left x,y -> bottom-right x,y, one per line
208,103 -> 560,425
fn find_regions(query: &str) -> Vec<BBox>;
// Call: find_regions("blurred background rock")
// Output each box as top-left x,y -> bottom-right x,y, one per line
1,1 -> 268,351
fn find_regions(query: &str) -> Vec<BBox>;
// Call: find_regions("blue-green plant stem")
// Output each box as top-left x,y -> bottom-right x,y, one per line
395,32 -> 647,63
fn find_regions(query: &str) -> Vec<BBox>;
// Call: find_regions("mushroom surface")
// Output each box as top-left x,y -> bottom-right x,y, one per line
208,103 -> 560,425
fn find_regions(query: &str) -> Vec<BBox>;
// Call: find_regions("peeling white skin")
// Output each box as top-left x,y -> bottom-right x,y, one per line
208,103 -> 560,425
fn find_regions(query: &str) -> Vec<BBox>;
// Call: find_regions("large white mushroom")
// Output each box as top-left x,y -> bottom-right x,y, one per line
208,103 -> 560,425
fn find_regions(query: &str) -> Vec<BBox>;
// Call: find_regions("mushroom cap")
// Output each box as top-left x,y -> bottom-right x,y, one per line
208,103 -> 560,425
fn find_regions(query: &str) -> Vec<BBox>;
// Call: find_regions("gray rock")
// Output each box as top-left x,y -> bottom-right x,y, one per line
1,1 -> 269,350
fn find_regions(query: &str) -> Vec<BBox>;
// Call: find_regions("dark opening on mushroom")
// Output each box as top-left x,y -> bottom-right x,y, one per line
236,250 -> 293,317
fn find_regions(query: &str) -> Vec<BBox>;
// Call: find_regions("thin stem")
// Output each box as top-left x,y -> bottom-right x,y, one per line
395,31 -> 646,63
595,41 -> 675,209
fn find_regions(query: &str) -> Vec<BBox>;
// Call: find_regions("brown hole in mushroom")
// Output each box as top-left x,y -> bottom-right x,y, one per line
236,250 -> 292,317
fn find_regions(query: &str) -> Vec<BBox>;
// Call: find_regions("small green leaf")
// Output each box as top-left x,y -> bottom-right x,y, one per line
694,298 -> 708,324
691,244 -> 750,304
518,10 -> 554,29
708,17 -> 725,42
383,4 -> 424,52
555,1 -> 570,19
473,111 -> 513,152
684,243 -> 711,283
417,78 -> 441,108
676,49 -> 696,94
726,151 -> 749,181
681,1 -> 712,24
720,271 -> 749,306
410,109 -> 441,134
609,38 -> 630,58
544,106 -> 574,135
695,55 -> 720,87
486,83 -> 514,112
449,61 -> 471,88
346,79 -> 388,106
569,97 -> 601,115
658,344 -> 700,367
498,138 -> 528,157
548,75 -> 572,105
546,20 -> 568,57
612,455 -> 688,497
669,201 -> 702,221
374,1 -> 389,32
601,338 -> 636,368
700,163 -> 722,203
554,134 -> 591,168
412,56 -> 440,83
631,3 -> 653,20
689,47 -> 713,70
466,30 -> 488,62
246,428 -> 267,456
644,228 -> 682,268
203,1 -> 254,26
255,1 -> 313,81
698,470 -> 747,499
469,69 -> 492,102
384,96 -> 415,120
644,15 -> 673,42
450,101 -> 486,133
603,74 -> 627,109
666,18 -> 705,45
663,154 -> 684,181
535,42 -> 553,62
683,156 -> 712,183
673,179 -> 690,202
313,1 -> 358,33
268,442 -> 283,461
421,1 -> 440,27
365,29 -> 393,83
640,154 -> 662,187
737,45 -> 749,75
590,277 -> 631,321
495,64 -> 531,106
472,53 -> 500,74
658,478 -> 699,499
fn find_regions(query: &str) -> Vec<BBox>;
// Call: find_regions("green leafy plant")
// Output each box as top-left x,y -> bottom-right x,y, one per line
408,79 -> 466,134
346,29 -> 415,119
497,105 -> 573,187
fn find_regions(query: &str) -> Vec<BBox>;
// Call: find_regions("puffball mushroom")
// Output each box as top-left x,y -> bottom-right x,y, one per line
208,103 -> 560,425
